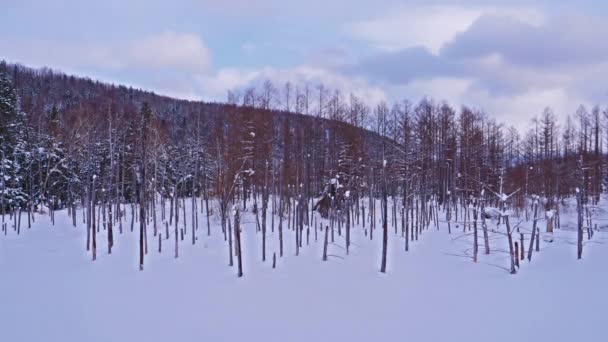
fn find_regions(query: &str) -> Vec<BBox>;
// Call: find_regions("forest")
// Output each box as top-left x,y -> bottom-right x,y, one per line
1,61 -> 606,275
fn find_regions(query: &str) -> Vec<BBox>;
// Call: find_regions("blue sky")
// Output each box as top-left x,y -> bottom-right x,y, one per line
2,0 -> 607,129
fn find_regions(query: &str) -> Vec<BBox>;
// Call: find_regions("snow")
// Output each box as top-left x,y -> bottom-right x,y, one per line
0,201 -> 607,342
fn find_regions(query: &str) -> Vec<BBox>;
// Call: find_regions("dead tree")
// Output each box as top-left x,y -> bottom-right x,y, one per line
139,103 -> 151,271
380,161 -> 388,273
577,188 -> 584,260
505,215 -> 517,274
234,206 -> 243,277
261,160 -> 269,261
527,197 -> 539,262
323,225 -> 329,261
92,175 -> 97,261
472,202 -> 478,263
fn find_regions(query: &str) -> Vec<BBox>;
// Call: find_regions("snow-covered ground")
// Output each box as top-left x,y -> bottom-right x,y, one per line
1,202 -> 606,342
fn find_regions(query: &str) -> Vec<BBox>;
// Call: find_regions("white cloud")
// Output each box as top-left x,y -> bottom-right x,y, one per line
196,68 -> 260,101
347,6 -> 482,54
346,5 -> 544,55
464,86 -> 579,132
196,65 -> 387,105
2,2 -> 600,133
382,72 -> 588,132
128,31 -> 211,72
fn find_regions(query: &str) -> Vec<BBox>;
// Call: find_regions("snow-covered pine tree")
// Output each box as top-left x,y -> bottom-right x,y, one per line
0,70 -> 28,214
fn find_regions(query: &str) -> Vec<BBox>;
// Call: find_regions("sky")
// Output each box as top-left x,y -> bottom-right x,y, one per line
1,0 -> 608,130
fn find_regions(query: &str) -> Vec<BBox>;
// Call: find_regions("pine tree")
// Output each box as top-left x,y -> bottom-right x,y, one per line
0,70 -> 28,211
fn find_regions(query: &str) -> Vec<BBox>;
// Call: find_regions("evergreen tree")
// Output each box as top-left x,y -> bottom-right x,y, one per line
0,70 -> 28,210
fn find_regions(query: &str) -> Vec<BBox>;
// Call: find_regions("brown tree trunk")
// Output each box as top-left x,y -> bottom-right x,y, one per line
323,225 -> 329,261
234,208 -> 243,277
505,216 -> 516,274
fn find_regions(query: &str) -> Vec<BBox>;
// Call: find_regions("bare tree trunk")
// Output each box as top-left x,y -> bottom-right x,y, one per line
262,161 -> 269,261
295,200 -> 300,256
520,233 -> 525,260
505,215 -> 516,274
322,225 -> 329,261
92,176 -> 97,261
227,213 -> 233,267
473,205 -> 478,263
107,201 -> 113,254
481,204 -> 490,254
204,172 -> 211,236
380,168 -> 388,273
527,201 -> 539,261
346,198 -> 351,255
577,190 -> 584,259
86,182 -> 91,251
139,180 -> 145,270
514,241 -> 520,268
175,223 -> 178,258
192,179 -> 196,245
278,165 -> 284,257
234,208 -> 243,277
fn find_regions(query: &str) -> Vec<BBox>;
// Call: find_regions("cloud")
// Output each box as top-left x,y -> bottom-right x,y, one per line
347,8 -> 606,124
0,31 -> 211,74
196,65 -> 387,105
345,5 -> 544,54
0,31 -> 214,102
2,0 -> 606,131
463,86 -> 581,132
351,47 -> 459,83
394,77 -> 474,105
128,31 -> 211,72
441,13 -> 608,68
387,76 -> 581,132
346,6 -> 483,54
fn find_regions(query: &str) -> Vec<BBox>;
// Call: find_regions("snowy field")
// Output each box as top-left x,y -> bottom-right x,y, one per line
1,202 -> 607,342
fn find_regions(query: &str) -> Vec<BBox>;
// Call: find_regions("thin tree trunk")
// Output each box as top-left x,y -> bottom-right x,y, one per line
322,225 -> 329,261
505,215 -> 516,274
234,208 -> 243,277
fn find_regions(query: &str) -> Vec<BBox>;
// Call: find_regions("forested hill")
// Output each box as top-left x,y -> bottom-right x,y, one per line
5,61 -> 384,149
0,61 -> 388,211
0,60 -> 603,218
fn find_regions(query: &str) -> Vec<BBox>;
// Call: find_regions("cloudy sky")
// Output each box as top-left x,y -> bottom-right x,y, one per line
2,0 -> 607,129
